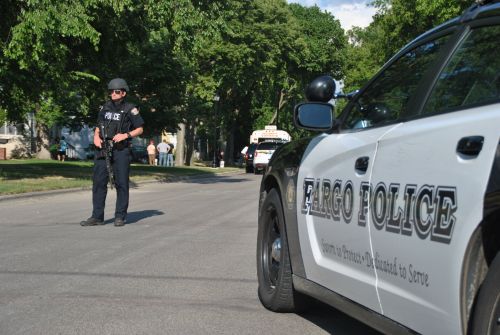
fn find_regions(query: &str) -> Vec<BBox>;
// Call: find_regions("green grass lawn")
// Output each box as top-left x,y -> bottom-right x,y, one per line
0,159 -> 242,195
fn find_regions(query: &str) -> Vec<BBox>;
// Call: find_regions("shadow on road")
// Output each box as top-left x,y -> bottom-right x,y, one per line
297,300 -> 382,335
180,176 -> 255,184
101,209 -> 165,225
130,175 -> 255,188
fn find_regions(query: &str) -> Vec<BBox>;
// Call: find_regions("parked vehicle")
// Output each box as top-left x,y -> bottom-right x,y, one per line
130,145 -> 147,163
256,2 -> 500,334
246,126 -> 291,173
244,143 -> 258,173
252,141 -> 286,174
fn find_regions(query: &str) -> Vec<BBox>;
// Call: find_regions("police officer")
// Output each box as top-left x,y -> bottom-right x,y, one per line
81,78 -> 144,227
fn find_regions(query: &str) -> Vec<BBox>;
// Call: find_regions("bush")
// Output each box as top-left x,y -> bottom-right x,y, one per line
49,144 -> 59,160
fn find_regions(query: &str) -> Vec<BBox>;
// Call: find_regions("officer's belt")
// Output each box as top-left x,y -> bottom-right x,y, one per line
102,139 -> 130,151
113,141 -> 129,151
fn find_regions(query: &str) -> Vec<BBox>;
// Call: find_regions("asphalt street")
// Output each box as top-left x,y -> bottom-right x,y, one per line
0,173 -> 380,335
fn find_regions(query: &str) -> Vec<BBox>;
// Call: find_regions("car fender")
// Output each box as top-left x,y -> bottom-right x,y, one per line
259,136 -> 319,277
484,141 -> 500,216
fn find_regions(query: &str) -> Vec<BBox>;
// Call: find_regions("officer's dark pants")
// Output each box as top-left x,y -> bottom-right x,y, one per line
92,148 -> 131,221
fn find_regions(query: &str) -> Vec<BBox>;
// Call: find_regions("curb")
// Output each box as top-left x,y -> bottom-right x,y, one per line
0,170 -> 246,202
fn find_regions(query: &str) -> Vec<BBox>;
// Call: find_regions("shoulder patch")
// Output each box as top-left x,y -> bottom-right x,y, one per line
131,107 -> 139,115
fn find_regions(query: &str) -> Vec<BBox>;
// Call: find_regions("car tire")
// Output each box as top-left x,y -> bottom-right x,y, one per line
470,251 -> 500,335
257,188 -> 307,312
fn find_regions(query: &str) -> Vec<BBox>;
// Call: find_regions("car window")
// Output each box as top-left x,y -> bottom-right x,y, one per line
423,25 -> 500,114
257,142 -> 281,150
343,35 -> 450,130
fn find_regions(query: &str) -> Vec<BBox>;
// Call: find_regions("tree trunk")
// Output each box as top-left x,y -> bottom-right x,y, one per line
199,136 -> 208,160
36,119 -> 51,159
184,120 -> 197,166
175,122 -> 186,167
269,89 -> 287,126
227,121 -> 235,165
36,126 -> 51,159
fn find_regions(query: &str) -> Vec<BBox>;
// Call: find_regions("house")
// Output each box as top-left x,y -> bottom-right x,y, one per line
0,122 -> 29,159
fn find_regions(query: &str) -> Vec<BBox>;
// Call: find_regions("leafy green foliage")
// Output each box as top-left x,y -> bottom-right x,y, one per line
1,0 -> 346,160
343,0 -> 471,92
1,0 -> 475,162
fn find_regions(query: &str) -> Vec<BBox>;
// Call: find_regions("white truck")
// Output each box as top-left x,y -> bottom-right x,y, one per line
249,125 -> 291,144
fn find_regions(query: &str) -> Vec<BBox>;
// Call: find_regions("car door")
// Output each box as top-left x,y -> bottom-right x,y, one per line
297,128 -> 392,313
370,23 -> 500,335
296,30 -> 453,313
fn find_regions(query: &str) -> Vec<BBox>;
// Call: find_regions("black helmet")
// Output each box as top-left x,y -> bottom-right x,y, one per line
107,78 -> 129,91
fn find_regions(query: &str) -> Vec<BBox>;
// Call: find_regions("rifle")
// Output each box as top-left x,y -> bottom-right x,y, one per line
99,121 -> 115,189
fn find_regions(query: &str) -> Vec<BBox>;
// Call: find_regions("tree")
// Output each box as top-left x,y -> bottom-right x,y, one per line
284,3 -> 347,134
1,0 -> 348,163
1,0 -> 113,157
343,0 -> 471,92
194,1 -> 347,162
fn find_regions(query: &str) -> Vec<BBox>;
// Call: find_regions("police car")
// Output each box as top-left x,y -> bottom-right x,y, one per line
256,2 -> 500,334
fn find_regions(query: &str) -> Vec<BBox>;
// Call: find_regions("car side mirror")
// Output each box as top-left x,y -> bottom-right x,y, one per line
294,102 -> 334,131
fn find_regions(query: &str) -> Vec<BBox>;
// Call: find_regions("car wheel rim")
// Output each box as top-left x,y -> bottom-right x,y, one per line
491,296 -> 500,335
271,237 -> 281,263
264,206 -> 281,288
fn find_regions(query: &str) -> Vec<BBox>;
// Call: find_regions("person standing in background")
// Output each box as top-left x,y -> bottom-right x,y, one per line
58,136 -> 67,162
157,140 -> 169,167
147,140 -> 156,166
166,143 -> 174,167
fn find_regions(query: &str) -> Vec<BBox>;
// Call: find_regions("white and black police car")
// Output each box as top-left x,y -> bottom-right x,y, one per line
256,1 -> 500,334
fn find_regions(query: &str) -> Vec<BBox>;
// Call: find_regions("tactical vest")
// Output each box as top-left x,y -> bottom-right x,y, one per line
99,101 -> 135,139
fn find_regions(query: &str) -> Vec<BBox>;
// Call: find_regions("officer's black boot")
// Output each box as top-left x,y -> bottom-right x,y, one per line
114,218 -> 125,227
80,217 -> 104,226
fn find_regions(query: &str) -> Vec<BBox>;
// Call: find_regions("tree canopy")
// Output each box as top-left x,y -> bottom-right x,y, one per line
0,0 -> 476,163
344,0 -> 471,92
1,0 -> 347,162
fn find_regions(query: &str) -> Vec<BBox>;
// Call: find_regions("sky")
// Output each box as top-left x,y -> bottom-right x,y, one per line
286,0 -> 377,31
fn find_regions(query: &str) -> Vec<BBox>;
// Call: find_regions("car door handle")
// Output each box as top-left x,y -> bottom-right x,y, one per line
355,156 -> 369,173
457,136 -> 484,157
